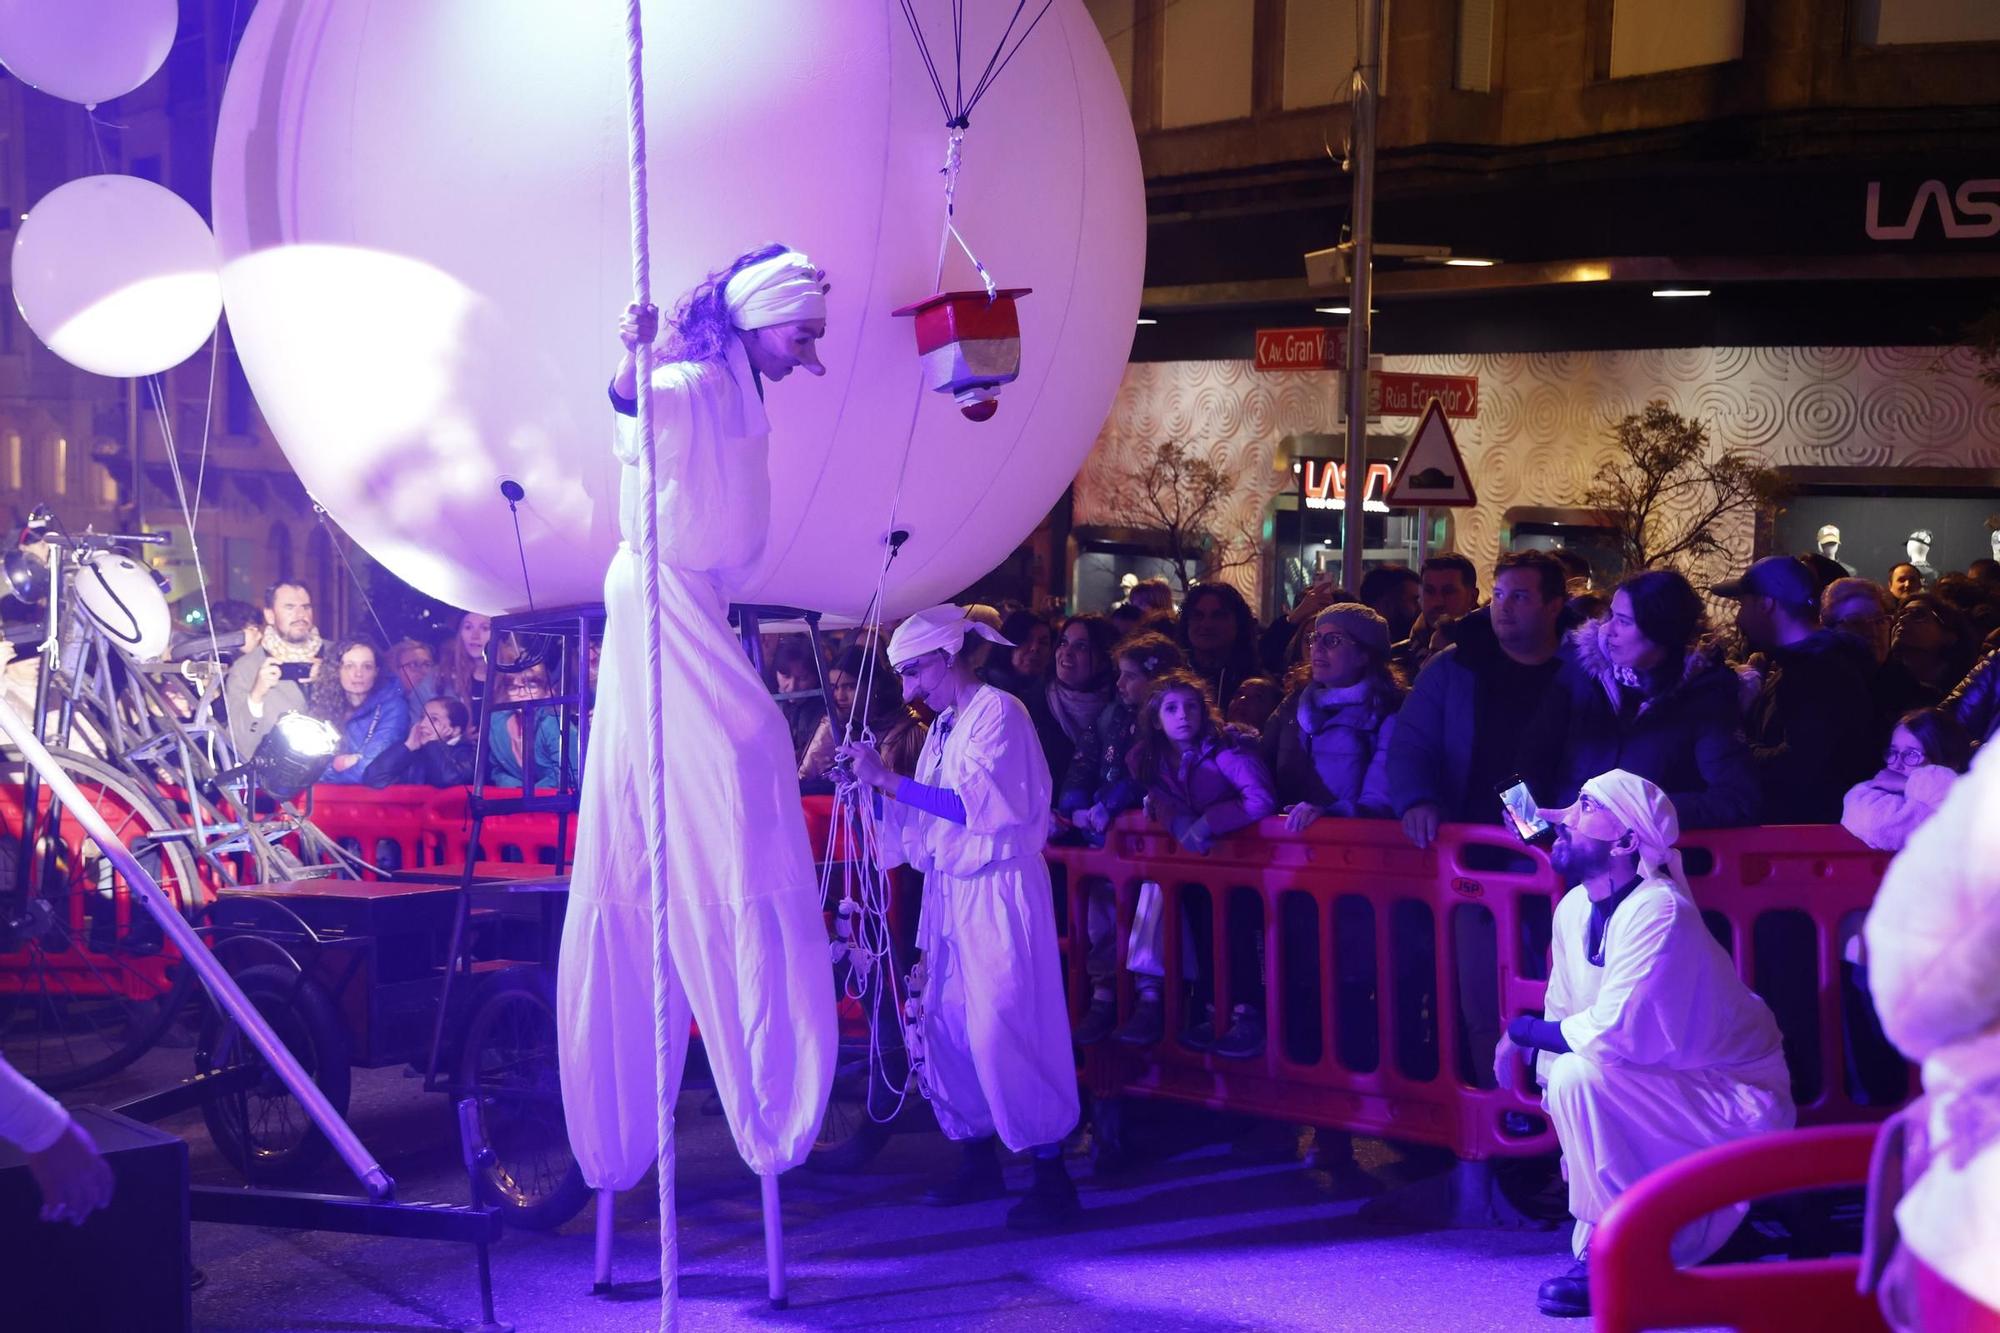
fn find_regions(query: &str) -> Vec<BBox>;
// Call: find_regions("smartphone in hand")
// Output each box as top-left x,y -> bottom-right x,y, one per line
1495,775 -> 1556,848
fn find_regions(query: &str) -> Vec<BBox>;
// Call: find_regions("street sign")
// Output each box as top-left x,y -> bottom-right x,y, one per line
1375,372 -> 1478,418
1384,399 -> 1478,507
1253,326 -> 1346,372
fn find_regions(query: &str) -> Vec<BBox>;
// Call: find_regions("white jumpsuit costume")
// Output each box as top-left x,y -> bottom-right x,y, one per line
1864,741 -> 2000,1313
557,326 -> 834,1185
881,683 -> 1079,1151
1537,772 -> 1795,1265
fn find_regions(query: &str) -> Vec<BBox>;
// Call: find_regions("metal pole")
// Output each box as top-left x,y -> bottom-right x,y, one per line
761,1173 -> 786,1308
1340,0 -> 1384,596
0,696 -> 395,1201
1416,506 -> 1431,566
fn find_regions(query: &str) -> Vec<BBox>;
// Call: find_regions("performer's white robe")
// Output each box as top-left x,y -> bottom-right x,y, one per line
557,339 -> 834,1184
1540,877 -> 1795,1263
1865,741 -> 2000,1312
880,684 -> 1079,1150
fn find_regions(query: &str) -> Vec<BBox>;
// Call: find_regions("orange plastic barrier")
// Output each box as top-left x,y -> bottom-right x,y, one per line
1049,816 -> 1903,1161
1590,1123 -> 1887,1333
304,784 -> 444,876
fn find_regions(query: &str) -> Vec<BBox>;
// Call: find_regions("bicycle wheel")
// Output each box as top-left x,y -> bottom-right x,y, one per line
457,967 -> 591,1230
197,962 -> 351,1184
0,747 -> 204,1091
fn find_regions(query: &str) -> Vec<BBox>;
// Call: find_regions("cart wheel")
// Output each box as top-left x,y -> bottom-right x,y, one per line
805,981 -> 904,1173
196,963 -> 351,1185
458,968 -> 591,1230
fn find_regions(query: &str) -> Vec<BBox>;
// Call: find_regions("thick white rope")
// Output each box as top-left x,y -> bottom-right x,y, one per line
620,3 -> 679,1328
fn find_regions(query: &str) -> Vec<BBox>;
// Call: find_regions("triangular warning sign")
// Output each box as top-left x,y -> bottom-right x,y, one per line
1384,398 -> 1477,508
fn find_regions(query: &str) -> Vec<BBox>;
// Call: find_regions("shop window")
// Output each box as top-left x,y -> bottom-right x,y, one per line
1161,0 -> 1253,128
1772,485 -> 2000,586
1456,0 -> 1498,91
1283,0 -> 1357,109
1608,0 -> 1744,77
1083,0 -> 1136,109
1855,0 -> 2000,44
1506,506 -> 1625,589
49,436 -> 68,495
3,432 -> 21,488
96,462 -> 119,506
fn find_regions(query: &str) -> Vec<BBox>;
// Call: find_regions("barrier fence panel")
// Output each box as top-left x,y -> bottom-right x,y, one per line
213,790 -> 1916,1151
1051,816 -> 1906,1161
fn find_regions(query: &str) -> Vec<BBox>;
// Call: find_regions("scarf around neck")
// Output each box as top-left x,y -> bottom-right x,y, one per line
1047,678 -> 1110,747
262,626 -> 323,666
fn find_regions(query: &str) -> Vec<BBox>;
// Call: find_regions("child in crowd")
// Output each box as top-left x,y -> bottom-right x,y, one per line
1065,633 -> 1185,1046
1841,706 -> 1972,851
1128,670 -> 1277,1055
1225,675 -> 1284,739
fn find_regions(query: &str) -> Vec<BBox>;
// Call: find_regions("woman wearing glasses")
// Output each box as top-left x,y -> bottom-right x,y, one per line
1261,602 -> 1405,831
1842,706 -> 1973,852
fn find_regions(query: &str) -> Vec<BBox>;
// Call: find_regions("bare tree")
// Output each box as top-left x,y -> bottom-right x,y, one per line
1584,401 -> 1791,577
1116,440 -> 1256,592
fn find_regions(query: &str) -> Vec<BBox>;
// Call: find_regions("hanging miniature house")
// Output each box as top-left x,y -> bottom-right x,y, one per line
892,287 -> 1031,421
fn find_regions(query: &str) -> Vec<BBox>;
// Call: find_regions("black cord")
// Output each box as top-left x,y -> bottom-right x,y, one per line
500,480 -> 535,610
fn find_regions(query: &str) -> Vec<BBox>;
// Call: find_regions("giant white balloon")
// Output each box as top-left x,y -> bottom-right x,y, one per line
11,175 -> 223,378
211,0 -> 1144,617
0,0 -> 177,106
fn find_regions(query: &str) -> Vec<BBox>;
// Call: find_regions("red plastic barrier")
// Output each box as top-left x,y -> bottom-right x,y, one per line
304,785 -> 446,877
1590,1123 -> 1886,1333
1050,816 -> 1904,1161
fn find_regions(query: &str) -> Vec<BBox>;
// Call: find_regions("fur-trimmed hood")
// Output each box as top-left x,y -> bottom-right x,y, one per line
1565,616 -> 1738,716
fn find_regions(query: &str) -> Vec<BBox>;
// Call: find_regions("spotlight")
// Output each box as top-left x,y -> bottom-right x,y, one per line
251,712 -> 342,799
3,548 -> 51,604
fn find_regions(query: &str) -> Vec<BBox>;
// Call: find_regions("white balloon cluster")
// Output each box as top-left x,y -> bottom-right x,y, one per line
2,0 -> 225,379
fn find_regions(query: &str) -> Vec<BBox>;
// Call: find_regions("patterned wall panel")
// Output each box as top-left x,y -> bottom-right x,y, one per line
1075,346 -> 2000,606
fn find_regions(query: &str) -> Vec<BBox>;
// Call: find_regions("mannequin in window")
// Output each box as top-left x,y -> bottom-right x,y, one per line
1817,523 -> 1855,576
1906,529 -> 1938,586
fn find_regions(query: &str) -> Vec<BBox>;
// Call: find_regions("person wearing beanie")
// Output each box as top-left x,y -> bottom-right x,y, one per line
1262,603 -> 1405,826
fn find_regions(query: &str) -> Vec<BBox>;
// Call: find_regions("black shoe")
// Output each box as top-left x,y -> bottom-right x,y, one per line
1536,1260 -> 1590,1318
1180,1005 -> 1218,1051
1006,1156 -> 1079,1231
1212,1004 -> 1266,1060
1112,996 -> 1164,1046
1073,998 -> 1117,1046
924,1138 -> 1006,1206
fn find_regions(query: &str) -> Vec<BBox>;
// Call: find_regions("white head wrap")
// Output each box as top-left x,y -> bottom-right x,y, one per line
724,250 -> 827,330
887,604 -> 1013,667
1549,769 -> 1692,899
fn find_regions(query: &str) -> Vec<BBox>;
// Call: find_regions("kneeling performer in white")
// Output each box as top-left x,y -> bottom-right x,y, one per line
1498,769 -> 1794,1319
838,604 -> 1081,1229
558,247 -> 837,1203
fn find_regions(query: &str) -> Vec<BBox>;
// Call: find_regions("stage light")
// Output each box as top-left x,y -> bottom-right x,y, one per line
1443,257 -> 1496,267
3,548 -> 51,604
1652,288 -> 1711,298
251,711 -> 341,799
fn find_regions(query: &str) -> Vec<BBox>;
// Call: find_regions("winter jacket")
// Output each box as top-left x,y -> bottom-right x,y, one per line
1261,674 -> 1403,817
1841,765 -> 1958,852
1057,698 -> 1145,817
321,681 -> 411,786
1138,734 -> 1278,850
484,708 -> 567,789
1743,629 -> 1879,823
1385,610 -> 1576,820
364,738 -> 478,788
1521,619 -> 1761,828
1945,648 -> 2000,746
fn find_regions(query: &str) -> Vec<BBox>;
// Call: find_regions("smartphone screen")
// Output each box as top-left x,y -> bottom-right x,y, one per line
1496,776 -> 1554,847
278,661 -> 314,682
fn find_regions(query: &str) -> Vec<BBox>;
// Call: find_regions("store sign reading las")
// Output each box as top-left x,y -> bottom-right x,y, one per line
1302,460 -> 1395,512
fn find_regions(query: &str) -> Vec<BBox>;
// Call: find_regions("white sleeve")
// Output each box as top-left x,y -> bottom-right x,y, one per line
0,1054 -> 70,1154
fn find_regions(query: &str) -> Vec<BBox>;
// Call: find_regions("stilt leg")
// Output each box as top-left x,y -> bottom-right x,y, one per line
761,1173 -> 787,1309
592,1189 -> 615,1294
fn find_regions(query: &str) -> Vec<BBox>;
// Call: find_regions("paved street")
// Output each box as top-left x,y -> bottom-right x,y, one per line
79,1048 -> 1583,1332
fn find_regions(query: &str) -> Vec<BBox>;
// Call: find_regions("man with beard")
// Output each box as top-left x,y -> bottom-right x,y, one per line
223,580 -> 323,758
1499,770 -> 1794,1318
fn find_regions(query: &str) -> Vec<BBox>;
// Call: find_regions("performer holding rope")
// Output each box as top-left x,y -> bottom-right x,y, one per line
838,604 -> 1081,1230
557,247 -> 837,1213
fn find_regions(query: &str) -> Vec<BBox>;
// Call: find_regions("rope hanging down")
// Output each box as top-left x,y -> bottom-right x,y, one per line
619,1 -> 681,1328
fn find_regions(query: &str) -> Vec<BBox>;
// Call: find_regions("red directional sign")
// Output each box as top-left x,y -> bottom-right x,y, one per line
1374,372 -> 1479,418
1254,326 -> 1347,372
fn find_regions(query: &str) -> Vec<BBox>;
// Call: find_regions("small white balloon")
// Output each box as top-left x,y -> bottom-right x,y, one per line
0,0 -> 177,106
11,175 -> 223,378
